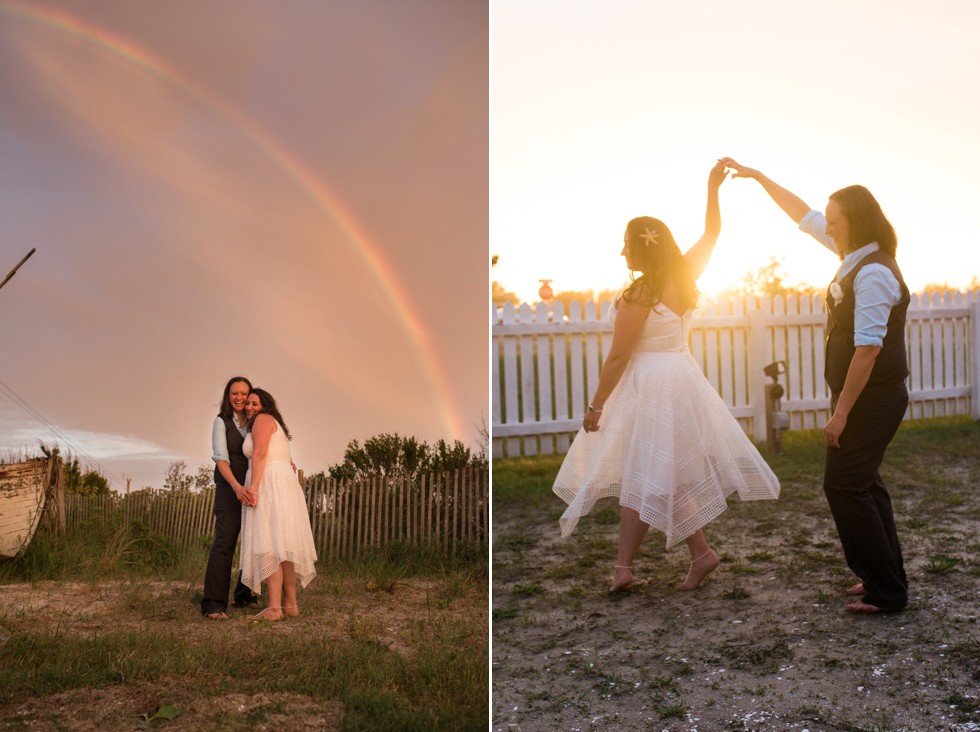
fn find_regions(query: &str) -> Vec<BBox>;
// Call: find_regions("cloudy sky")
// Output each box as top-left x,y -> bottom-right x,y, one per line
0,0 -> 487,490
493,0 -> 980,303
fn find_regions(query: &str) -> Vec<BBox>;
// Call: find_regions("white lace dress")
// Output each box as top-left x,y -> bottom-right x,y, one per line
240,424 -> 317,593
553,301 -> 780,547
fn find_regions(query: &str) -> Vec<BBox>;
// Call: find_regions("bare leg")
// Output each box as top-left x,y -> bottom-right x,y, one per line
255,563 -> 284,621
281,561 -> 299,617
676,530 -> 719,591
611,507 -> 650,592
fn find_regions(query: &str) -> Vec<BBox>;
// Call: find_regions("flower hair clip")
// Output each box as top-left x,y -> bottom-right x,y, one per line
639,227 -> 660,248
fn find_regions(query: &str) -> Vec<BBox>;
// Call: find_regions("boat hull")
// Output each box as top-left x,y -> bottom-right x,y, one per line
0,459 -> 49,558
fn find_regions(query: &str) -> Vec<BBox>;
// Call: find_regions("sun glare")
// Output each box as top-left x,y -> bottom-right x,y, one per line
492,2 -> 980,308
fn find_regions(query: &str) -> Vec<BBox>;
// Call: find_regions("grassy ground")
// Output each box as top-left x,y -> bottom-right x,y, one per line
492,416 -> 980,732
0,522 -> 488,731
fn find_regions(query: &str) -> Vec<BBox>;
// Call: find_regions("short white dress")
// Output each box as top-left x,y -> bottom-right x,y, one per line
240,423 -> 317,593
553,300 -> 780,547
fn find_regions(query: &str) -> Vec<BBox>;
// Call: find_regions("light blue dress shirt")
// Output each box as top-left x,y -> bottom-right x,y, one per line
211,413 -> 247,464
799,210 -> 902,348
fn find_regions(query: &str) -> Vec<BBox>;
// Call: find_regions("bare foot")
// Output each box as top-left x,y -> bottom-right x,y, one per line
846,601 -> 882,614
676,550 -> 719,591
282,605 -> 300,618
204,611 -> 228,621
609,565 -> 634,593
846,600 -> 905,614
844,582 -> 866,596
252,607 -> 283,622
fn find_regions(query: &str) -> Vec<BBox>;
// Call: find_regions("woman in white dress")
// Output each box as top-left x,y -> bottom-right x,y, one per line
552,161 -> 780,593
240,388 -> 317,621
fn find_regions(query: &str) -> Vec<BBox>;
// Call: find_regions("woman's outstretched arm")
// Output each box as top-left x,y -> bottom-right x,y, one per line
720,157 -> 811,224
684,160 -> 728,280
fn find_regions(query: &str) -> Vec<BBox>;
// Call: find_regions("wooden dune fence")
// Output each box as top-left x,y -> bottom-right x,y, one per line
63,467 -> 488,559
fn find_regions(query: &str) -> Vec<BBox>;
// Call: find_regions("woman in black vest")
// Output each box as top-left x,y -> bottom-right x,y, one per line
722,157 -> 909,613
201,376 -> 261,619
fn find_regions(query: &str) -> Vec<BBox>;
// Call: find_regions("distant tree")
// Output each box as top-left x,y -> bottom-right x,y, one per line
918,277 -> 980,297
34,443 -> 110,496
78,471 -> 110,496
718,256 -> 822,299
492,280 -> 520,305
64,457 -> 110,497
326,433 -> 485,482
553,287 -> 619,311
194,464 -> 215,492
491,253 -> 521,305
163,461 -> 193,492
430,438 -> 478,473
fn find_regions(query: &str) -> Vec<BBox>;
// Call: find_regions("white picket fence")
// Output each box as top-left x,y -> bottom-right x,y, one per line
492,291 -> 980,458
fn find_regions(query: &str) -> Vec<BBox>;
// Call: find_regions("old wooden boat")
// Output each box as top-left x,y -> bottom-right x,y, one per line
0,457 -> 60,558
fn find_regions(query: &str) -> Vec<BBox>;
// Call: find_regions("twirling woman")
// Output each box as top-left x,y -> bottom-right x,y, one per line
553,161 -> 780,593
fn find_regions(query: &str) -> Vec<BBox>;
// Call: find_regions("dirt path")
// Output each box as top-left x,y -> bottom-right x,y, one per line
493,439 -> 980,731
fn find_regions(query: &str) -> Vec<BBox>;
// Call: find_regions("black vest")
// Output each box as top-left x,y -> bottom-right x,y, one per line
213,414 -> 249,488
825,250 -> 909,395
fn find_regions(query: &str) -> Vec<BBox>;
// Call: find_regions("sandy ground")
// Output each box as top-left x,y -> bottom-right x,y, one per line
492,450 -> 980,731
0,575 -> 484,730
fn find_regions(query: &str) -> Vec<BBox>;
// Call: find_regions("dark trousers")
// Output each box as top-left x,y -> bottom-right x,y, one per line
201,482 -> 257,614
824,384 -> 909,610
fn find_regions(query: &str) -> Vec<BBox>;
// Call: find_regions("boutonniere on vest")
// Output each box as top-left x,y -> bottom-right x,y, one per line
829,281 -> 843,306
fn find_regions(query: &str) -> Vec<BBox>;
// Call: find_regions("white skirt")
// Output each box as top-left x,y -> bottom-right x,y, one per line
240,459 -> 318,593
553,350 -> 780,547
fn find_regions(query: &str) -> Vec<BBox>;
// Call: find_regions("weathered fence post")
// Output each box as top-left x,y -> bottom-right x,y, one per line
41,455 -> 66,537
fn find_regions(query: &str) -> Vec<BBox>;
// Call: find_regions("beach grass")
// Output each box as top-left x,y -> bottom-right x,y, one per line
0,521 -> 488,731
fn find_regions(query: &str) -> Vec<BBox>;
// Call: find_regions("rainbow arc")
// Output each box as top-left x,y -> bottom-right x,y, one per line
0,0 -> 464,441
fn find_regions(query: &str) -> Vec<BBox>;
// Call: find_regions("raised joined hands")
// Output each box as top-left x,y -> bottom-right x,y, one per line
708,159 -> 730,189
718,157 -> 758,180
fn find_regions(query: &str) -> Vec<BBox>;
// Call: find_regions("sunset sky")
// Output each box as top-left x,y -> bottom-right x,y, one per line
492,0 -> 980,304
0,0 -> 487,490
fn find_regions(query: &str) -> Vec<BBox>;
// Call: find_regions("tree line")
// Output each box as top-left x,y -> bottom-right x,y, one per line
493,253 -> 980,306
37,431 -> 488,497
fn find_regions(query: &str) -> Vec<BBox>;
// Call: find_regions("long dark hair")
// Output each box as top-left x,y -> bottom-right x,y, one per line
621,216 -> 699,312
829,185 -> 897,256
247,387 -> 292,440
218,376 -> 252,419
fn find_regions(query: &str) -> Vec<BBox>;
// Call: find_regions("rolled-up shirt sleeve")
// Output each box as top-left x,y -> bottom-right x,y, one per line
211,416 -> 229,464
798,210 -> 838,255
853,265 -> 902,347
